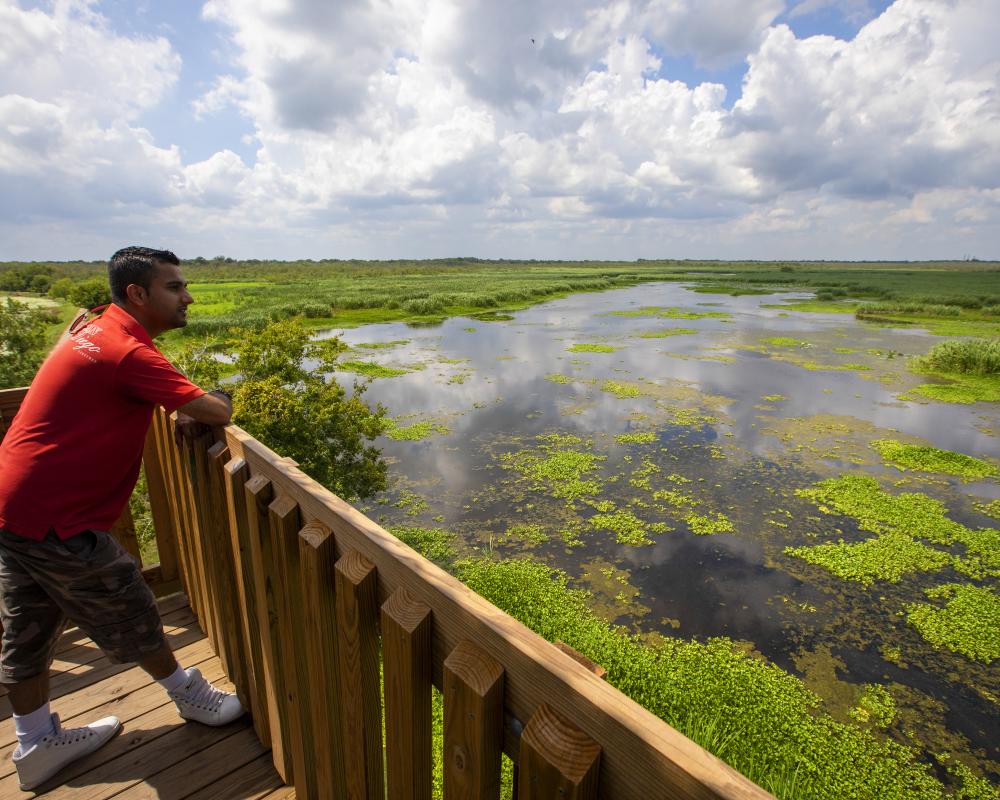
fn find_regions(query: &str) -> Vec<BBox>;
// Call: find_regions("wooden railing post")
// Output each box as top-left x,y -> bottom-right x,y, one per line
245,474 -> 293,782
223,456 -> 269,745
518,705 -> 601,800
382,587 -> 433,800
443,640 -> 505,800
335,550 -> 384,800
299,521 -> 348,800
142,421 -> 178,580
156,411 -> 198,606
109,503 -> 142,564
268,495 -> 316,800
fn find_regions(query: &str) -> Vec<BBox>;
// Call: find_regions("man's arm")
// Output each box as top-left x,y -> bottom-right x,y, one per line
173,390 -> 232,444
176,390 -> 232,426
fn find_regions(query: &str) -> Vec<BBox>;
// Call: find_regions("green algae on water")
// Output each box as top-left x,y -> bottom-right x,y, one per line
386,419 -> 451,441
637,327 -> 697,338
504,522 -> 548,547
685,511 -> 735,535
849,685 -> 897,729
545,373 -> 574,384
905,583 -> 1000,664
615,431 -> 657,445
500,438 -> 605,502
567,343 -> 618,353
589,509 -> 670,546
762,337 -> 809,348
871,439 -> 997,480
337,360 -> 409,378
785,533 -> 950,586
456,557 -> 969,800
601,379 -> 643,398
973,499 -> 1000,519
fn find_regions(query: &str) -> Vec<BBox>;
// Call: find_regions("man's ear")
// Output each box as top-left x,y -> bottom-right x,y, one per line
124,283 -> 148,306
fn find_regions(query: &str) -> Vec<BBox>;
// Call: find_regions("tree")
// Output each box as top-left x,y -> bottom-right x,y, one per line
179,318 -> 389,501
0,299 -> 51,389
67,278 -> 110,310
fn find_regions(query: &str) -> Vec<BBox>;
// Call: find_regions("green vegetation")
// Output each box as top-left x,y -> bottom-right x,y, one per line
974,500 -> 1000,519
685,511 -> 736,535
589,509 -> 670,546
504,523 -> 548,546
567,343 -> 618,353
917,338 -> 1000,377
385,420 -> 450,441
226,319 -> 389,500
615,431 -> 657,444
952,527 -> 1000,581
871,439 -> 996,480
336,360 -> 410,378
544,373 -> 574,384
387,525 -> 457,567
600,379 -> 644,398
905,584 -> 1000,664
906,374 -> 1000,405
451,557 -> 984,800
762,337 -> 809,347
794,475 -> 966,545
355,339 -> 410,349
0,299 -> 53,388
637,327 -> 697,338
500,436 -> 605,503
849,685 -> 897,729
785,532 -> 950,586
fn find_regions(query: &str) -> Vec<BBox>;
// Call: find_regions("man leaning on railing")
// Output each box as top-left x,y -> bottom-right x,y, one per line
0,246 -> 243,791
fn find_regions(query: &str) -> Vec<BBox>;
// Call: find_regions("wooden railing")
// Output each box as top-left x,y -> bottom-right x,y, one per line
2,387 -> 773,800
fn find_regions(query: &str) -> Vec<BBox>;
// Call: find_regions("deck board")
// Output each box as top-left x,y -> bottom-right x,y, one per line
0,594 -> 289,800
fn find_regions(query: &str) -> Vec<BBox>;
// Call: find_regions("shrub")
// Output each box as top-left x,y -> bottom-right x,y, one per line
918,338 -> 1000,376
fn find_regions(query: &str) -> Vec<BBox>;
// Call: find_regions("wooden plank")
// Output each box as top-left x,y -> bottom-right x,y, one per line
382,587 -> 432,800
181,753 -> 285,800
267,494 -> 314,800
335,550 -> 383,800
0,657 -> 227,787
188,434 -> 226,664
110,503 -> 143,564
245,475 -> 293,782
143,422 -> 178,581
518,704 -> 601,800
221,422 -> 771,800
208,441 -> 249,694
111,725 -> 268,800
224,456 -> 269,745
152,412 -> 193,603
553,642 -> 606,681
163,413 -> 204,620
443,639 -> 504,800
298,521 -> 347,800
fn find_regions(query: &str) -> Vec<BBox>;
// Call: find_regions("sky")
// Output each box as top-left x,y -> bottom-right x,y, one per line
1,0 -> 998,262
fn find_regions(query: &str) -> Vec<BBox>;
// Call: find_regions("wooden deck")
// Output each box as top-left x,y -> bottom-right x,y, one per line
0,594 -> 290,800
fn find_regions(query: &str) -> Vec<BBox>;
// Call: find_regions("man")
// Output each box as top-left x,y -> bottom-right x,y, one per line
0,247 -> 243,791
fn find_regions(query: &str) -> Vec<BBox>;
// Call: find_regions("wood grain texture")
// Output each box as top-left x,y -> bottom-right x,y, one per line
245,474 -> 293,782
553,643 -> 606,681
298,521 -> 348,800
221,422 -> 772,800
267,494 -> 315,800
189,434 -> 227,664
443,639 -> 505,800
143,421 -> 178,581
224,456 -> 270,746
208,442 -> 250,700
518,704 -> 601,800
109,502 -> 142,564
155,412 -> 197,607
382,588 -> 433,800
335,550 -> 384,800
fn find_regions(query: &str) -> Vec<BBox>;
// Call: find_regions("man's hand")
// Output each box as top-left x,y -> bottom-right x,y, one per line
173,412 -> 211,445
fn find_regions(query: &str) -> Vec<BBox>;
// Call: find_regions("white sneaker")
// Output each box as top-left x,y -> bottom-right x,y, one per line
12,712 -> 121,791
168,668 -> 244,726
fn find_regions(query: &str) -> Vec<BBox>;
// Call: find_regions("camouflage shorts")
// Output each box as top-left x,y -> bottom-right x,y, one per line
0,528 -> 166,683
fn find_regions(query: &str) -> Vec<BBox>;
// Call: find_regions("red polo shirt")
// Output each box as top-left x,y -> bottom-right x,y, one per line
0,303 -> 205,540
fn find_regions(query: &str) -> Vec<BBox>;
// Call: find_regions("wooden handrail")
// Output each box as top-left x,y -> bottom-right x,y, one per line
150,407 -> 774,800
0,386 -> 773,799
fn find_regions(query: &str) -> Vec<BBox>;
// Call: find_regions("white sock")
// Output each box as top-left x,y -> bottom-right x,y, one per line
14,703 -> 55,751
157,665 -> 189,694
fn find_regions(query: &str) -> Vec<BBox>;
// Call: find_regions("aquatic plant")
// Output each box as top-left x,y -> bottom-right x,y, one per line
589,509 -> 668,546
500,440 -> 605,502
906,375 -> 1000,404
455,558 -> 966,800
504,523 -> 548,547
544,373 -> 574,384
615,431 -> 657,444
685,511 -> 735,535
337,360 -> 409,378
795,475 -> 967,545
951,527 -> 1000,581
916,338 -> 1000,376
567,343 -> 618,353
785,533 -> 950,586
973,499 -> 1000,519
637,327 -> 697,338
355,339 -> 410,349
848,684 -> 896,729
600,379 -> 644,398
762,337 -> 809,347
652,488 -> 698,508
905,583 -> 1000,664
385,420 -> 450,441
871,439 -> 997,480
387,525 -> 457,567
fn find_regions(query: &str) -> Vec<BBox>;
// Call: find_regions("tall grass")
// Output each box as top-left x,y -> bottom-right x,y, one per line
856,302 -> 962,318
919,338 -> 1000,376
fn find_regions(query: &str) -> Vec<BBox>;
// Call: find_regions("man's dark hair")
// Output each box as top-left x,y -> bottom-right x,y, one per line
108,246 -> 180,304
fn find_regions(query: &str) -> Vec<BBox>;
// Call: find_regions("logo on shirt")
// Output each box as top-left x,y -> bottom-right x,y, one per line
70,324 -> 103,363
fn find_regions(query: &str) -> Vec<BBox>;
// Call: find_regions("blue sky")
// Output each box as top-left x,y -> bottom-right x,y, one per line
1,0 -> 997,261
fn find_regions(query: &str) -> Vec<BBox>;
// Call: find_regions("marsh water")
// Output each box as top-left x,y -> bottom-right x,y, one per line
317,282 -> 999,776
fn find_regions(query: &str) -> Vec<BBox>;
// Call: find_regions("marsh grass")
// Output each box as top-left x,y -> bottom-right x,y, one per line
917,338 -> 1000,377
